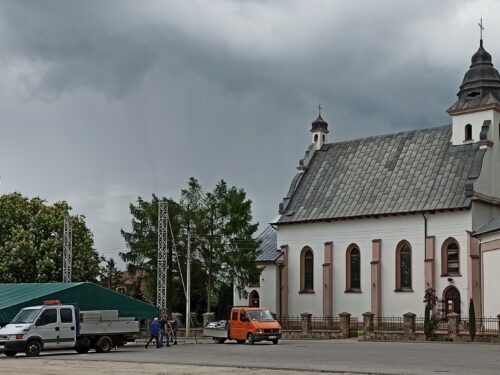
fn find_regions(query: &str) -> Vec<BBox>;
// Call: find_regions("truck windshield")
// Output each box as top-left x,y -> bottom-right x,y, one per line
248,310 -> 274,321
11,309 -> 41,324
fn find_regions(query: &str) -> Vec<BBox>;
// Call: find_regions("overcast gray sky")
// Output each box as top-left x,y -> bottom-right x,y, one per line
0,0 -> 499,267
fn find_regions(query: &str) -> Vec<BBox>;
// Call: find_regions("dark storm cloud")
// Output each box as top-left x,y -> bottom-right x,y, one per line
0,0 -> 497,264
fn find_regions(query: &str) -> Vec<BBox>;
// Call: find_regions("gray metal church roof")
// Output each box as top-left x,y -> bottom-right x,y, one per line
474,217 -> 500,236
278,125 -> 485,224
256,225 -> 280,262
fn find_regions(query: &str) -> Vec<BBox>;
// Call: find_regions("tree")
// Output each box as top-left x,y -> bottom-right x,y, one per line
119,194 -> 183,305
423,288 -> 438,341
468,299 -> 476,342
120,177 -> 261,318
100,258 -> 123,290
0,192 -> 102,282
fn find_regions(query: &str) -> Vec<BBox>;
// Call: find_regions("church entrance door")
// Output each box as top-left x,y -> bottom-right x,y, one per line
443,286 -> 461,317
249,290 -> 260,307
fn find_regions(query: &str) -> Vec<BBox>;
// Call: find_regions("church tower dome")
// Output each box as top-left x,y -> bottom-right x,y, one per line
310,107 -> 329,150
447,22 -> 500,146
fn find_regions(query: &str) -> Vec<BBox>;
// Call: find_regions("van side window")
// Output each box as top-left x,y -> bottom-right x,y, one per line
240,310 -> 247,322
60,308 -> 73,323
232,310 -> 238,320
38,309 -> 57,326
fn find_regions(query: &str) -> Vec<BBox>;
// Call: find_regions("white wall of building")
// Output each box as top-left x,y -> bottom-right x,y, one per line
481,232 -> 500,317
233,264 -> 279,313
472,110 -> 500,199
277,211 -> 472,317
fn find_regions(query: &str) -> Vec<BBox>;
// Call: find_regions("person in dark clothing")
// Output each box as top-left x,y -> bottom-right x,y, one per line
145,317 -> 160,348
159,317 -> 170,347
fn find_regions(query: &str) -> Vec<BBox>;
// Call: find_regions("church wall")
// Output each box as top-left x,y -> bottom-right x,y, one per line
233,264 -> 278,313
481,232 -> 500,318
277,211 -> 471,317
466,110 -> 500,200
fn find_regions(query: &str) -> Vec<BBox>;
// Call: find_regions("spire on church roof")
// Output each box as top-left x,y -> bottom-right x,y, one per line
311,104 -> 329,133
447,19 -> 500,113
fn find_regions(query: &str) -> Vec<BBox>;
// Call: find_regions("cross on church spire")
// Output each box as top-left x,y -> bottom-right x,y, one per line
318,103 -> 322,116
478,17 -> 484,45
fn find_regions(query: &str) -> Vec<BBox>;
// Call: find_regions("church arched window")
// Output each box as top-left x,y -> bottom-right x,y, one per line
465,124 -> 472,141
314,134 -> 318,143
395,241 -> 412,291
300,247 -> 314,292
346,244 -> 361,292
441,238 -> 460,276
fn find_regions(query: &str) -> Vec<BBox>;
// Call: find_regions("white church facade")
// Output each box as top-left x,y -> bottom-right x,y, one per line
235,38 -> 500,319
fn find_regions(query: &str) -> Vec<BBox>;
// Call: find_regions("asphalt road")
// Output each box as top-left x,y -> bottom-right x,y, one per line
2,339 -> 500,374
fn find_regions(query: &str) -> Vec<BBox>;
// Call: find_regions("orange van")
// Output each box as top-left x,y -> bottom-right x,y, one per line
228,307 -> 282,345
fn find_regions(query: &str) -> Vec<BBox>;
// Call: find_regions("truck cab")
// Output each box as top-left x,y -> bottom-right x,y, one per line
229,307 -> 281,345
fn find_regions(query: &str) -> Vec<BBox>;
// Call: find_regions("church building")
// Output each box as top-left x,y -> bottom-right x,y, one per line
235,37 -> 500,319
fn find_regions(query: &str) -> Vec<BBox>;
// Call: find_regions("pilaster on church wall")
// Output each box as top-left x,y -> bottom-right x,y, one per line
276,210 -> 472,317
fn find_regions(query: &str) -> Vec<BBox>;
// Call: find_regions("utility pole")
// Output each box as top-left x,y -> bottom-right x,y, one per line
157,202 -> 168,317
62,215 -> 73,283
186,206 -> 191,338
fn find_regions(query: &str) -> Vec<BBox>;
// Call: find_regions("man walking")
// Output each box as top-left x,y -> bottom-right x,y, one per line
145,317 -> 160,349
159,316 -> 170,347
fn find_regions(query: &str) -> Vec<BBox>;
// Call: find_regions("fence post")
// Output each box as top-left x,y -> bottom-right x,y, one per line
301,312 -> 312,337
403,312 -> 416,339
339,312 -> 351,338
362,312 -> 374,339
202,312 -> 215,328
447,312 -> 460,341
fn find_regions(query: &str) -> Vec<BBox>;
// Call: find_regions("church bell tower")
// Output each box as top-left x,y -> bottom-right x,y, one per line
311,106 -> 329,150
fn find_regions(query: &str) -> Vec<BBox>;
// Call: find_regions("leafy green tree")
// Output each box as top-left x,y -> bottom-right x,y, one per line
0,192 -> 102,282
120,177 -> 261,316
100,258 -> 123,290
468,299 -> 476,342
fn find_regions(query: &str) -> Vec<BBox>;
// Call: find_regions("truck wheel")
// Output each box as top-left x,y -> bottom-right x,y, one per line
25,340 -> 42,357
236,340 -> 245,344
272,339 -> 279,345
75,337 -> 91,354
217,338 -> 225,344
75,345 -> 91,354
95,336 -> 112,353
3,350 -> 17,357
247,333 -> 255,345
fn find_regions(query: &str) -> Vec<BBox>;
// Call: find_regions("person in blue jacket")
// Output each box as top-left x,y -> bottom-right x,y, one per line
145,317 -> 160,348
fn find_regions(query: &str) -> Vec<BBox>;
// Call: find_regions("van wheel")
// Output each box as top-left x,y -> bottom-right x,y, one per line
95,336 -> 112,353
247,333 -> 255,345
272,339 -> 279,345
25,340 -> 42,357
3,350 -> 17,357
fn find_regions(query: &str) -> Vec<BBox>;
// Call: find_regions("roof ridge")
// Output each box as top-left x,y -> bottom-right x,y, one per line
324,124 -> 451,147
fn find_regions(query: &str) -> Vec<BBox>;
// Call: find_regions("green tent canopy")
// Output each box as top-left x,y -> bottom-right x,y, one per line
0,282 -> 159,324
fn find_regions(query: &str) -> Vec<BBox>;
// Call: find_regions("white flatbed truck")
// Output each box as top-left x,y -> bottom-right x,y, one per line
0,300 -> 139,357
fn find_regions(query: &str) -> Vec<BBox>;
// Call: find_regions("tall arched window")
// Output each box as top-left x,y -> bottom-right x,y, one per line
314,134 -> 318,143
346,245 -> 361,292
300,247 -> 314,292
465,124 -> 472,141
395,241 -> 412,291
441,238 -> 460,276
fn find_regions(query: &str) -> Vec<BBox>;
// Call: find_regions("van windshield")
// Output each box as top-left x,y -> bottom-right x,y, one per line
11,309 -> 41,324
248,310 -> 274,321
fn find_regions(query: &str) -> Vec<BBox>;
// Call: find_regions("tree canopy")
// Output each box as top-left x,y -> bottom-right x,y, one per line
120,178 -> 261,317
0,192 -> 102,282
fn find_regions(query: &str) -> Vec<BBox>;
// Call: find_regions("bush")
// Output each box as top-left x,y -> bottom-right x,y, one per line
469,299 -> 476,342
424,305 -> 438,340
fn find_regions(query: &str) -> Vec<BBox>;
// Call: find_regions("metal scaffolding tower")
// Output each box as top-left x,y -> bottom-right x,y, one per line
62,215 -> 73,283
157,202 -> 168,314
